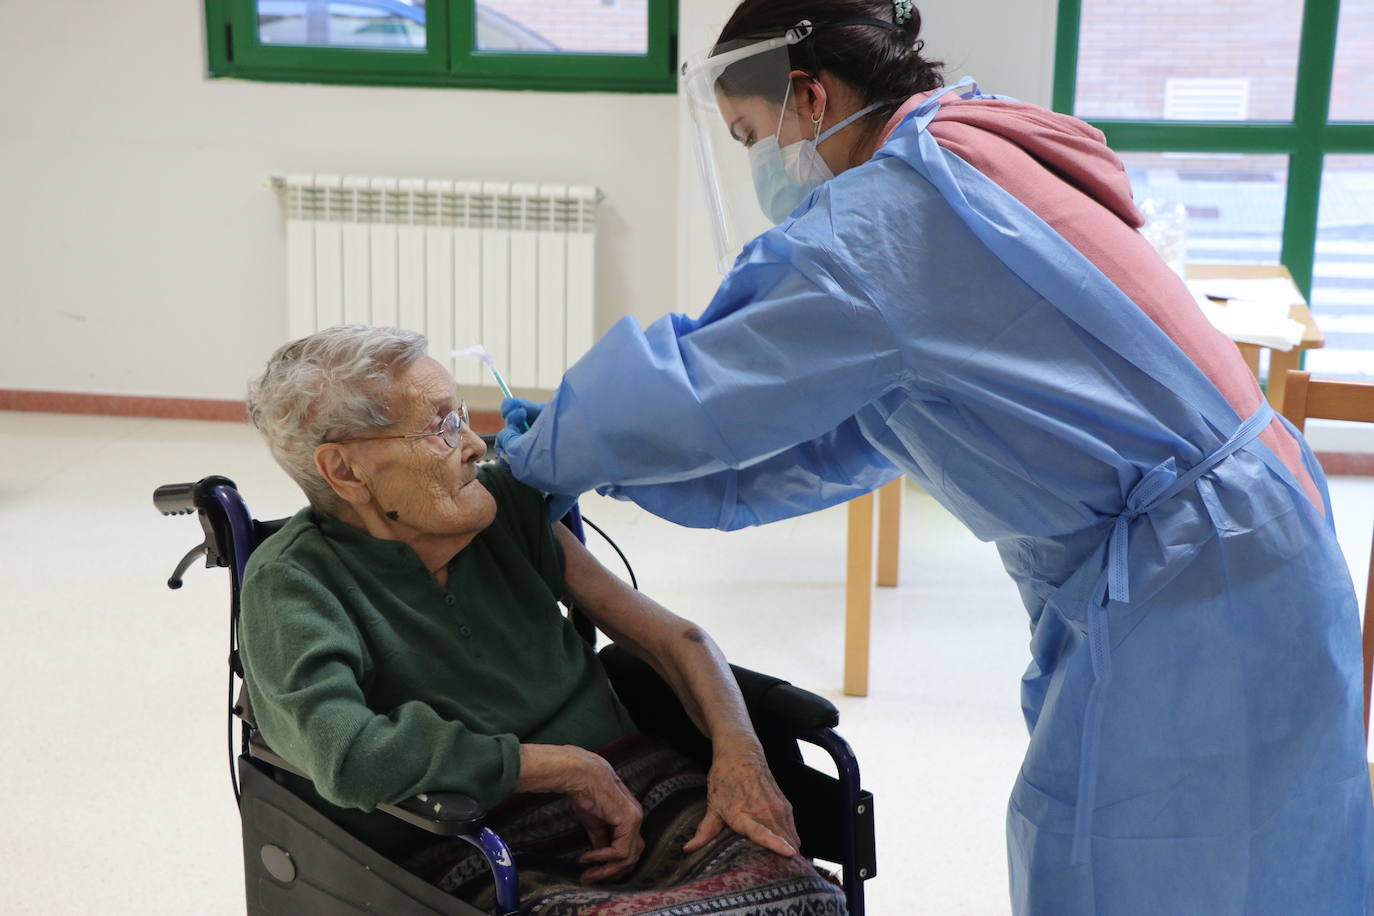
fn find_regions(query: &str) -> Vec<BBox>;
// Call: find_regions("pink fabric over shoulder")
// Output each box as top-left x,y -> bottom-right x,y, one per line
875,92 -> 1321,509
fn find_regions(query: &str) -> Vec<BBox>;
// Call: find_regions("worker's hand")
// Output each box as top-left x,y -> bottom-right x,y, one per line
495,397 -> 546,467
493,426 -> 521,466
565,750 -> 646,883
500,397 -> 545,433
685,747 -> 799,858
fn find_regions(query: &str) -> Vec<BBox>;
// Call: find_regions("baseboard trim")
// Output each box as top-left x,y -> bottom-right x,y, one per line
1,388 -> 250,422
0,389 -> 503,432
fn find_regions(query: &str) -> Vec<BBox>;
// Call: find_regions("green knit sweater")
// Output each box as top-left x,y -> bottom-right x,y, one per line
239,465 -> 635,820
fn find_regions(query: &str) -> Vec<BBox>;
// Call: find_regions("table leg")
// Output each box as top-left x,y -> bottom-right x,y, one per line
877,478 -> 902,588
1236,343 -> 1261,380
1267,349 -> 1301,410
845,493 -> 875,697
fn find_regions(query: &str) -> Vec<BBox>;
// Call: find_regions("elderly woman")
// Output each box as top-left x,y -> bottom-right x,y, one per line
240,325 -> 845,915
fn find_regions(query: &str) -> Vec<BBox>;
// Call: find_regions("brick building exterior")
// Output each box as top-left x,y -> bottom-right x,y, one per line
482,0 -> 647,54
1076,0 -> 1374,125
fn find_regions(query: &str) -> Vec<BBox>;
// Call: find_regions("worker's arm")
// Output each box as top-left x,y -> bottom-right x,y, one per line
598,414 -> 900,530
504,234 -> 907,527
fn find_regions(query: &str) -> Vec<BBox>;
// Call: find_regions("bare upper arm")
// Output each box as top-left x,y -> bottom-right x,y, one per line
554,522 -> 691,654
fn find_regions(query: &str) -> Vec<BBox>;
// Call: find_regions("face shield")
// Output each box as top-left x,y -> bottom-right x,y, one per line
682,21 -> 821,274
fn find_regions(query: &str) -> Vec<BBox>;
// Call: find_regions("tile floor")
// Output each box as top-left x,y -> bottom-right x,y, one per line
1,412 -> 1370,915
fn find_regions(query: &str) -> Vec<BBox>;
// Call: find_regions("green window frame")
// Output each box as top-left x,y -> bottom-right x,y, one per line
1053,0 -> 1374,299
204,0 -> 679,93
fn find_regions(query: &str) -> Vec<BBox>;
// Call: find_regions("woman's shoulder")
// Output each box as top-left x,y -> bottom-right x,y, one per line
241,506 -> 373,603
243,506 -> 322,576
477,463 -> 545,517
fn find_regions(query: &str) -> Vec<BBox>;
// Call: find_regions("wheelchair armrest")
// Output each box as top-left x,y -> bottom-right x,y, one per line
731,664 -> 840,732
380,793 -> 486,837
599,644 -> 839,737
246,732 -> 485,837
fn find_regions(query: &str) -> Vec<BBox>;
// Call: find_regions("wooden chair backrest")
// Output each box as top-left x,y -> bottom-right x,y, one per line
1280,370 -> 1374,755
1280,371 -> 1374,433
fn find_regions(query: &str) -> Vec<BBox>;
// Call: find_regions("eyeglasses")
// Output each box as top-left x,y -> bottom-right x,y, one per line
332,402 -> 469,450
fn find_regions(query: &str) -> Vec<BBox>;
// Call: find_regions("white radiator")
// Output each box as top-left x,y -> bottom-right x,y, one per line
276,175 -> 599,390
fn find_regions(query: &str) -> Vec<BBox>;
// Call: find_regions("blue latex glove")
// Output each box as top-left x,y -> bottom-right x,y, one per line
500,396 -> 544,433
493,425 -> 521,465
494,397 -> 543,467
497,397 -> 577,521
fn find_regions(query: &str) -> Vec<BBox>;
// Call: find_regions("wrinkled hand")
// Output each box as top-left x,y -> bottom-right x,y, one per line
684,749 -> 799,858
567,752 -> 645,883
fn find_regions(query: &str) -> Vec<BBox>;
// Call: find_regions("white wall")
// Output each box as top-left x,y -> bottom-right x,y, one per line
0,2 -> 678,407
0,1 -> 1060,405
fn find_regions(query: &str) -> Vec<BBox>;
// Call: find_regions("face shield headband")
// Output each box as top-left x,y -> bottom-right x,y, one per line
681,18 -> 900,272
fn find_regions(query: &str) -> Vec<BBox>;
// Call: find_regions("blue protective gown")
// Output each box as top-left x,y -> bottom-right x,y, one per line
506,91 -> 1374,913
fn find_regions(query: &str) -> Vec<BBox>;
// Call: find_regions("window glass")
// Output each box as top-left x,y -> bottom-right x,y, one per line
1305,155 -> 1374,381
257,0 -> 428,50
1330,0 -> 1374,122
1075,0 -> 1303,121
475,0 -> 647,55
1121,152 -> 1289,265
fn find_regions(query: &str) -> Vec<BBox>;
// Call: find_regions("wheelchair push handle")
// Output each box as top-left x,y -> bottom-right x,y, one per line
154,481 -> 198,516
154,475 -> 239,516
154,476 -> 242,588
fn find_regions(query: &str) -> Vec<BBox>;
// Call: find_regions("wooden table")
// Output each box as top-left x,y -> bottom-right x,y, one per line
843,478 -> 902,696
1185,263 -> 1325,409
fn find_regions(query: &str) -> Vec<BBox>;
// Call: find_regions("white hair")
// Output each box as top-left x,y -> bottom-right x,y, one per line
247,325 -> 429,508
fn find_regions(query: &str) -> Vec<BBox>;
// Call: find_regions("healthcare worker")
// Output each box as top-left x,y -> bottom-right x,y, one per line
497,2 -> 1374,912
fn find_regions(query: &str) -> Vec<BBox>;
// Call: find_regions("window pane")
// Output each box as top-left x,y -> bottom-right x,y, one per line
257,0 -> 427,50
1330,0 -> 1374,122
475,0 -> 647,55
1075,0 -> 1303,121
1305,156 -> 1374,381
1121,152 -> 1289,266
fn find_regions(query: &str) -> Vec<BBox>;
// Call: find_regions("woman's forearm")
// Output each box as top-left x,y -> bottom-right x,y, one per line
556,524 -> 764,754
516,743 -> 606,793
605,591 -> 762,754
656,624 -> 760,752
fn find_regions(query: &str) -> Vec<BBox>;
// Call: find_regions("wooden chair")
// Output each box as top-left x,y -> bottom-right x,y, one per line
1280,370 -> 1374,796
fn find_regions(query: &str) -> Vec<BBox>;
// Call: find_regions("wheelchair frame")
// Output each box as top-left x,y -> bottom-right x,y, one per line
156,473 -> 876,915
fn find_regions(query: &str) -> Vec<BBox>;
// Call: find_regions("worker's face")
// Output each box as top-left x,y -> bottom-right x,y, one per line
345,356 -> 495,537
717,79 -> 824,151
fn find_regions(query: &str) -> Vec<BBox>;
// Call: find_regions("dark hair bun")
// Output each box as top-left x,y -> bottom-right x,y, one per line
716,1 -> 945,122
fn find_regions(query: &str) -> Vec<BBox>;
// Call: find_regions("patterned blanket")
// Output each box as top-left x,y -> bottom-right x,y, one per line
403,735 -> 846,915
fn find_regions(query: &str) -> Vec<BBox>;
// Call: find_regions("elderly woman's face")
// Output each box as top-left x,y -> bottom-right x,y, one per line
350,355 -> 496,537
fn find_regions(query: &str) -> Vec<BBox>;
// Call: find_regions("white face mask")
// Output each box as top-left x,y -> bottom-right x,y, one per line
748,94 -> 882,224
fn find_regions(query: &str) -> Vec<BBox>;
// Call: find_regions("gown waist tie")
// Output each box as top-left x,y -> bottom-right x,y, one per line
1070,401 -> 1276,866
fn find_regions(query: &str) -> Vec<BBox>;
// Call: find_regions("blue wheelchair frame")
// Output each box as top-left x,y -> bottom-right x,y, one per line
156,473 -> 876,915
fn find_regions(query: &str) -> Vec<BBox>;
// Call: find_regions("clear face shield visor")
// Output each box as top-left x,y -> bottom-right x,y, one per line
681,22 -> 824,274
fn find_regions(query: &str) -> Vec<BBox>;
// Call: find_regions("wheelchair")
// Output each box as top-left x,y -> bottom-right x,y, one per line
155,468 -> 877,916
